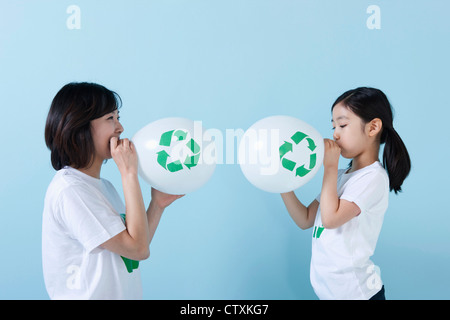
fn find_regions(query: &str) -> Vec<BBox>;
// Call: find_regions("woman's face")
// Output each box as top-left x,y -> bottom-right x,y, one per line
90,110 -> 124,161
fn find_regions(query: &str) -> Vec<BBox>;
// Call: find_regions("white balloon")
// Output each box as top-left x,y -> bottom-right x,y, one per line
132,118 -> 216,195
238,115 -> 324,193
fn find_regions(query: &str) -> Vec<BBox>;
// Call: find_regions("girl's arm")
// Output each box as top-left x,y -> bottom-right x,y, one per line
281,192 -> 318,230
320,139 -> 360,229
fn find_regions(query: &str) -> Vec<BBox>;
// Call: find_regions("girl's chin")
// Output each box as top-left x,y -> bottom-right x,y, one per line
339,149 -> 353,159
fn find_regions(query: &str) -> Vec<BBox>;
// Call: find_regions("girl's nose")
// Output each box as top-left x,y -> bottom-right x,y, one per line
333,130 -> 339,141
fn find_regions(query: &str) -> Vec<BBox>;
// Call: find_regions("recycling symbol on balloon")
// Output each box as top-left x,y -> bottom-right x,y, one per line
279,131 -> 317,177
156,129 -> 201,172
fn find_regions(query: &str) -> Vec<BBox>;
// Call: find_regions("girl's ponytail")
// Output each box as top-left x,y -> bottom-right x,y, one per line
382,127 -> 411,194
332,87 -> 411,194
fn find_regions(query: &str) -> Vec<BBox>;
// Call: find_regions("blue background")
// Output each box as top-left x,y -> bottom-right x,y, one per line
1,0 -> 449,299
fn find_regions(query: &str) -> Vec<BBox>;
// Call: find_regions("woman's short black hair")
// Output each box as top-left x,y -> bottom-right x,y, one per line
45,82 -> 122,170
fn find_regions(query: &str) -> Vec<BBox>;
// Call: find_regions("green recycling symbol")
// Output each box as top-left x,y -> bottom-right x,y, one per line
156,129 -> 201,172
279,131 -> 317,177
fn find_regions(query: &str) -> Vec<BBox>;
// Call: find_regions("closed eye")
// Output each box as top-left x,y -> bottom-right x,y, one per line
331,125 -> 347,130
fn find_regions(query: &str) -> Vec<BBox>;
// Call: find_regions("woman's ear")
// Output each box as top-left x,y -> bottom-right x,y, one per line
368,118 -> 383,138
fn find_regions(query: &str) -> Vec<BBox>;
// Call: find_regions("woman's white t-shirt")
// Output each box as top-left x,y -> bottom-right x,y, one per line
311,161 -> 389,300
42,166 -> 142,299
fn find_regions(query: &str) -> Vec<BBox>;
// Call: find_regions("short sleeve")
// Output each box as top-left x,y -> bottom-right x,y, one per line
339,171 -> 388,214
315,169 -> 347,203
57,184 -> 126,253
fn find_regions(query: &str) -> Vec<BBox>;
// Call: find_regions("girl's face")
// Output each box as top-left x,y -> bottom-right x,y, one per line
90,110 -> 124,161
331,102 -> 371,159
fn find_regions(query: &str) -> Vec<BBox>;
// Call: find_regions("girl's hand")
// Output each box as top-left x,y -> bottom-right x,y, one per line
150,188 -> 184,211
323,138 -> 341,169
110,137 -> 138,176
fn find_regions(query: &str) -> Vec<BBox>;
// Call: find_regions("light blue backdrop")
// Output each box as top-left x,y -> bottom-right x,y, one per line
1,0 -> 449,299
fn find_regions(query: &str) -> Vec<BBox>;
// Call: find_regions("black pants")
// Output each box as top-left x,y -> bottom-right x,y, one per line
369,285 -> 386,300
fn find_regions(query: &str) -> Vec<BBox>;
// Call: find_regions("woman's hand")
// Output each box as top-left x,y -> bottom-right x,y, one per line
323,138 -> 341,169
150,188 -> 184,211
110,137 -> 138,176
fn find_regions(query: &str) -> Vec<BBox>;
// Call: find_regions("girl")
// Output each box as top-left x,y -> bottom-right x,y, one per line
281,87 -> 411,300
42,82 -> 183,299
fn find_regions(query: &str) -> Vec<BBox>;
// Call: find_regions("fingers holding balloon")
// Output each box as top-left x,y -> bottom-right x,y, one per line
151,187 -> 185,210
323,138 -> 341,169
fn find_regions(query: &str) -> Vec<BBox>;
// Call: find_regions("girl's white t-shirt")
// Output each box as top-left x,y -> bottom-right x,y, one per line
42,166 -> 142,299
311,161 -> 389,300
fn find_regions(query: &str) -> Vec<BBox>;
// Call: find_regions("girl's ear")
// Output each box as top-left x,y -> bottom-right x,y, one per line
368,118 -> 383,137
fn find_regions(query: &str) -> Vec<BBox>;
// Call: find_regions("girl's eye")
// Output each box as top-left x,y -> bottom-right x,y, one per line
331,125 -> 347,130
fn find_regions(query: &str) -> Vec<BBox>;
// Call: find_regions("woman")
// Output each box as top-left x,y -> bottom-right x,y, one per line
42,82 -> 183,299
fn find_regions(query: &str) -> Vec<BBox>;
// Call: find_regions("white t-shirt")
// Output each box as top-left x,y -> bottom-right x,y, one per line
42,166 -> 142,299
311,161 -> 389,300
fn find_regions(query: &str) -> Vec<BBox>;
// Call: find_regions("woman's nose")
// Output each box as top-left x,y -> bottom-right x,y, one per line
116,120 -> 124,134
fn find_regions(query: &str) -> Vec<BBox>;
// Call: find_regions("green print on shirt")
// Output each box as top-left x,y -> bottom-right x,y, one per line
119,214 -> 140,273
313,225 -> 324,239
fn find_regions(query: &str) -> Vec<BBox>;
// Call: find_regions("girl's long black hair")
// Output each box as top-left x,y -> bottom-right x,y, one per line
332,87 -> 411,194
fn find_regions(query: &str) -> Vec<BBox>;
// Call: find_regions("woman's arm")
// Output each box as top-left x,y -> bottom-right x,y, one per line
101,137 -> 150,261
145,188 -> 184,247
281,192 -> 318,230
